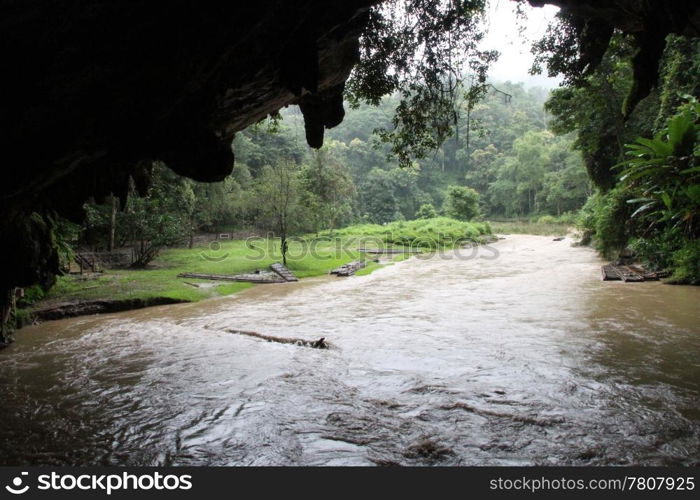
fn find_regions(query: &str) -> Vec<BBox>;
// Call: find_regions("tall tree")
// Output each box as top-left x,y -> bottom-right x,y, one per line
121,163 -> 191,267
301,146 -> 357,233
255,160 -> 303,266
348,0 -> 497,165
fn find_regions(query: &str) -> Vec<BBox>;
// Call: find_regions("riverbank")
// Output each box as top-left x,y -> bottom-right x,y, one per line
14,218 -> 492,327
16,239 -> 357,325
487,220 -> 574,236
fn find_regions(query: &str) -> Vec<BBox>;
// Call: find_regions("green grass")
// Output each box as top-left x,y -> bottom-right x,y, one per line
158,238 -> 363,278
33,237 -> 365,309
41,269 -> 253,305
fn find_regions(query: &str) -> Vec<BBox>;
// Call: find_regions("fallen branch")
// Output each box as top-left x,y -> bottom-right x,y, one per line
223,328 -> 328,349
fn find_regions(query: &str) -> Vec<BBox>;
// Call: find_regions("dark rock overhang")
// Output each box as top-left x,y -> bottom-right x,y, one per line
1,1 -> 378,222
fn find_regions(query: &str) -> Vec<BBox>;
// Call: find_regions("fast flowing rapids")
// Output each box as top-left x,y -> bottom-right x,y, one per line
1,235 -> 698,465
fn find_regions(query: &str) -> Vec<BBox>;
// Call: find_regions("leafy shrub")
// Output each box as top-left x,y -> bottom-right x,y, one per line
416,203 -> 438,219
536,215 -> 557,224
629,226 -> 684,271
16,285 -> 46,308
616,98 -> 699,237
670,239 -> 700,285
443,186 -> 481,221
577,187 -> 632,256
320,217 -> 491,248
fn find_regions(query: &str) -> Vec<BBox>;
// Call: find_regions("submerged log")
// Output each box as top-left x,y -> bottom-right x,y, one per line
224,328 -> 328,349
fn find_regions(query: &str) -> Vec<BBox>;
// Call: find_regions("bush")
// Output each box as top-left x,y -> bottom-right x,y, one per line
629,226 -> 684,271
443,186 -> 481,221
555,212 -> 578,225
416,203 -> 438,219
320,217 -> 491,249
16,285 -> 45,308
670,239 -> 700,285
577,187 -> 632,257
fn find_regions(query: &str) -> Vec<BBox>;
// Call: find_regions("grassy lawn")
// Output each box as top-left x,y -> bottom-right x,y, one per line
37,237 -> 364,307
43,269 -> 254,304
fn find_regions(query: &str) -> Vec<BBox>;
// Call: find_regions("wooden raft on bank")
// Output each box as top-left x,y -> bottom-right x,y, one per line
601,264 -> 661,282
270,263 -> 298,282
177,264 -> 298,284
177,272 -> 284,284
330,260 -> 366,277
359,248 -> 422,254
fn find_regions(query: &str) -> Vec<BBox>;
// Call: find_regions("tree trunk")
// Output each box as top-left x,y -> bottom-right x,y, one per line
281,234 -> 288,266
1,289 -> 16,345
108,195 -> 117,252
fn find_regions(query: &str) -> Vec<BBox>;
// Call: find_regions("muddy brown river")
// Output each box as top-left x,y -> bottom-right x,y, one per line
1,235 -> 699,465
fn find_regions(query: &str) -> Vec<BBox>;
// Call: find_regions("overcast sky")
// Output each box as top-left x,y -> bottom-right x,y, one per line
480,0 -> 562,89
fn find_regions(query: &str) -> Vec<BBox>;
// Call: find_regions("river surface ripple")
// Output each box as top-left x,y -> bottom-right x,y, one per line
1,235 -> 698,465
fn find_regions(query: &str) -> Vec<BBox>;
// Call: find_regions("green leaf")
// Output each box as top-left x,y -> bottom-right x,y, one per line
660,192 -> 672,210
635,137 -> 672,158
630,202 -> 657,218
626,197 -> 655,204
685,184 -> 700,204
666,109 -> 693,148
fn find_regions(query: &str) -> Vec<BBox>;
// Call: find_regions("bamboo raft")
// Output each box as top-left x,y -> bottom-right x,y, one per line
330,260 -> 366,276
601,264 -> 660,282
270,263 -> 298,282
359,248 -> 422,254
178,263 -> 298,284
177,272 -> 284,283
